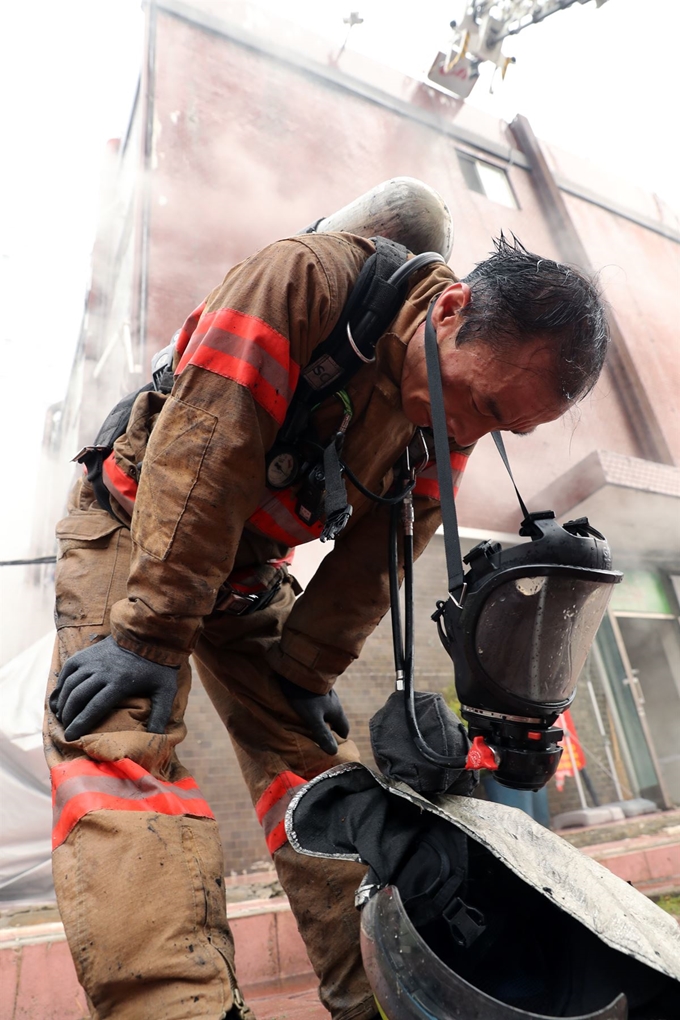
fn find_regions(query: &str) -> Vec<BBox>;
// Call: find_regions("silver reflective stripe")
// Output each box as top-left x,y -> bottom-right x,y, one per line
54,772 -> 204,816
261,786 -> 299,839
188,327 -> 295,406
285,763 -> 364,863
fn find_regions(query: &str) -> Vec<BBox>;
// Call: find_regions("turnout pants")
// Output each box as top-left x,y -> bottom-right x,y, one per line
44,481 -> 373,1020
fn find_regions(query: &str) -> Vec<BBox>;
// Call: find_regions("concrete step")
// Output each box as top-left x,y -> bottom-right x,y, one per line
580,829 -> 680,896
557,807 -> 680,849
0,897 -> 321,1020
2,831 -> 678,1018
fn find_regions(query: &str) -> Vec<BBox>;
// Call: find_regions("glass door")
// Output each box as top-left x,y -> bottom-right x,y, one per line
593,614 -> 668,806
615,615 -> 680,806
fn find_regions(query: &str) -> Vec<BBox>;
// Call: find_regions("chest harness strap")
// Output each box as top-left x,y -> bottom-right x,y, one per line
288,245 -> 446,542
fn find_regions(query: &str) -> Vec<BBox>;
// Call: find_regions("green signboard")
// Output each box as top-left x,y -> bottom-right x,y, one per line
610,570 -> 674,616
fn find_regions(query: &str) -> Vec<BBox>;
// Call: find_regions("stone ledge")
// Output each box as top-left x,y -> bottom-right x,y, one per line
3,828 -> 678,1019
0,896 -> 319,1020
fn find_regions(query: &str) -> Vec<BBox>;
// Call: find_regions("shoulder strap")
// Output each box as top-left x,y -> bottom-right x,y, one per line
74,382 -> 154,517
90,382 -> 155,451
279,238 -> 445,444
424,302 -> 466,598
294,237 -> 409,405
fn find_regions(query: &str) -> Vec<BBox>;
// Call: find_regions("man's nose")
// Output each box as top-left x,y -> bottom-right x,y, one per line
447,419 -> 493,446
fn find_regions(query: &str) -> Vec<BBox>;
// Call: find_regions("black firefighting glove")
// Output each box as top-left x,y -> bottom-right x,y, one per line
277,675 -> 350,756
50,635 -> 179,742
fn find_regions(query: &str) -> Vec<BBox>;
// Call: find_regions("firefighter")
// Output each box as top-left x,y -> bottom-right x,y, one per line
45,231 -> 608,1020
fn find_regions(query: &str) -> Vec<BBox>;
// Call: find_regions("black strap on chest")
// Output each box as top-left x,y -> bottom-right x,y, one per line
277,238 -> 445,447
74,382 -> 155,515
272,239 -> 446,541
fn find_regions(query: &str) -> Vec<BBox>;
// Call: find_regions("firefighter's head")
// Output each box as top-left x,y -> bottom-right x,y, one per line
400,234 -> 609,447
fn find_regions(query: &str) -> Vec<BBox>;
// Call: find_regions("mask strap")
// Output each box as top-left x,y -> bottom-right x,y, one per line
424,307 -> 535,592
423,303 -> 466,600
490,431 -> 531,521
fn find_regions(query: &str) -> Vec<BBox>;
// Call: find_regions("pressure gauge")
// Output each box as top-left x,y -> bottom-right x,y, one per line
266,446 -> 301,489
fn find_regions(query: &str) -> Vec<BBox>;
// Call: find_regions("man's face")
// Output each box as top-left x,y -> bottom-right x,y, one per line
400,283 -> 569,447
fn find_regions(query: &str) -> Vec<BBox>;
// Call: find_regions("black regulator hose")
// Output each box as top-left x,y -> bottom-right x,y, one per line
344,463 -> 415,506
403,501 -> 415,679
383,440 -> 468,770
398,492 -> 468,771
389,503 -> 404,683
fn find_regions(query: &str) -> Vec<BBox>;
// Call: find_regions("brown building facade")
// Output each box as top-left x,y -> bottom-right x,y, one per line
40,0 -> 680,869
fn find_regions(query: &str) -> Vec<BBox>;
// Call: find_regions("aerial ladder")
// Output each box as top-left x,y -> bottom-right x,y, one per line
428,0 -> 610,97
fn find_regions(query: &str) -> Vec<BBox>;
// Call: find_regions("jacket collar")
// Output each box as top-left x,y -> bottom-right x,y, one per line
377,261 -> 456,389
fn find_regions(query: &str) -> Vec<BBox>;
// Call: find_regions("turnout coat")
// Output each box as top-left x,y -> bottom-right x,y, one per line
94,231 -> 471,693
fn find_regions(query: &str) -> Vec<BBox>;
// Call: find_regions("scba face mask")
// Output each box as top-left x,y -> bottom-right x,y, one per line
392,304 -> 622,791
433,512 -> 621,789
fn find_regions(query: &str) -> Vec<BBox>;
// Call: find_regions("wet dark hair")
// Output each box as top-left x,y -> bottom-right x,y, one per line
458,234 -> 610,401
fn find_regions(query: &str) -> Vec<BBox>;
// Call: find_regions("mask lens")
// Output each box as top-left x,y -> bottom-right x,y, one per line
474,573 -> 614,706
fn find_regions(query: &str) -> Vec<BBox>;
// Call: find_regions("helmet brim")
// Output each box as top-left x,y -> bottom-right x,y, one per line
360,885 -> 628,1020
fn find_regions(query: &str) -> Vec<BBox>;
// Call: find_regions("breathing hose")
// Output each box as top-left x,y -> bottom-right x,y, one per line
389,488 -> 468,771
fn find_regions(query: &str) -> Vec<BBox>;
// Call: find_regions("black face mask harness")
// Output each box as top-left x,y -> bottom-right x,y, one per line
387,302 -> 622,791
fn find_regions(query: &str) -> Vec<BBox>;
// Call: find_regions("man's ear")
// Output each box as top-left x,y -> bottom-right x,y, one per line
432,282 -> 471,328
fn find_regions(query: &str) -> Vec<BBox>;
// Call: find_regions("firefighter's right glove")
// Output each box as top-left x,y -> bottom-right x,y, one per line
50,635 -> 179,742
277,675 -> 349,756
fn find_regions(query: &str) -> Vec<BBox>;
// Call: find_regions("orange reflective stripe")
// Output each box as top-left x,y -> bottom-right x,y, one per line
226,550 -> 295,595
102,453 -> 139,515
51,757 -> 214,850
248,488 -> 323,547
255,771 -> 306,854
176,307 -> 300,426
271,550 -> 295,568
175,301 -> 207,360
413,476 -> 462,499
414,451 -> 469,501
265,819 -> 289,855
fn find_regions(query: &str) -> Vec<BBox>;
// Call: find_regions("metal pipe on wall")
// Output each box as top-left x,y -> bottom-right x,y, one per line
510,114 -> 674,467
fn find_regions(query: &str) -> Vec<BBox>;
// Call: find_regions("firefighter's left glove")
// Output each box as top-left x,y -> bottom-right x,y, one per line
50,635 -> 179,742
277,675 -> 349,756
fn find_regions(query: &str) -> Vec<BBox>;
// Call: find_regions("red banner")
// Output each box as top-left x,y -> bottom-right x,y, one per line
554,709 -> 586,791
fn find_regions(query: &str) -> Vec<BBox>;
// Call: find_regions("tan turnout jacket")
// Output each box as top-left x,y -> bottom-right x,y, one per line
103,232 -> 471,693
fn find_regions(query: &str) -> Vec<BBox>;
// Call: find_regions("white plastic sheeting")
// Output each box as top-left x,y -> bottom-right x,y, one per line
0,633 -> 55,903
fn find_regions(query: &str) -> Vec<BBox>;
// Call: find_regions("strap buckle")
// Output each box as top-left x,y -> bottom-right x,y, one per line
443,897 -> 486,948
215,580 -> 282,616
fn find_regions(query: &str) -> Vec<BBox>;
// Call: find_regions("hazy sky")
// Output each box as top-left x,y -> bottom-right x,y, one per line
0,0 -> 678,560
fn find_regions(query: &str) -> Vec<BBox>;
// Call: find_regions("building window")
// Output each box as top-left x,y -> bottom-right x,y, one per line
458,152 -> 518,209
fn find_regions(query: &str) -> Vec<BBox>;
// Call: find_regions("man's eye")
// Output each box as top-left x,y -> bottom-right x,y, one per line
470,389 -> 498,420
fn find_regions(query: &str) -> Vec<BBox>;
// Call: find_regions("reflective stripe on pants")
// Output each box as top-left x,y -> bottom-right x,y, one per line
51,756 -> 215,850
255,771 -> 307,854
